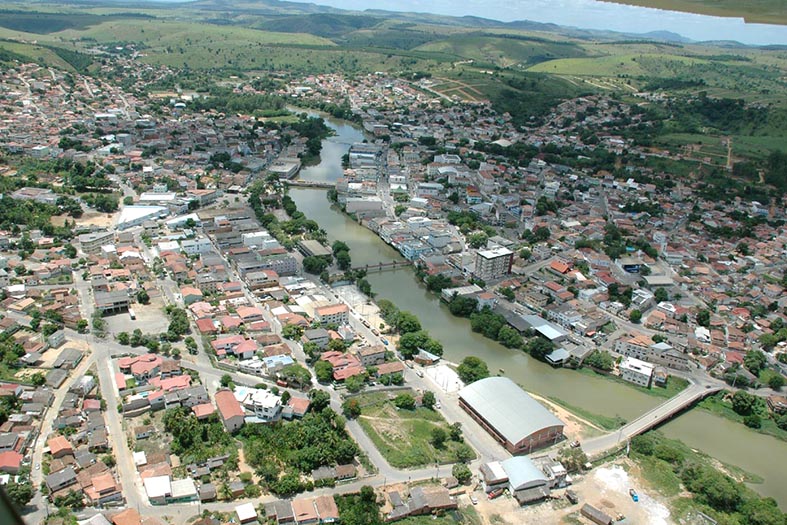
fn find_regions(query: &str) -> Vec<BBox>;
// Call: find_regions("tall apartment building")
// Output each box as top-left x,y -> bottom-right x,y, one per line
474,246 -> 514,281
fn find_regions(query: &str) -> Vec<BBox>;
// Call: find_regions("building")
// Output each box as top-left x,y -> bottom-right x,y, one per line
480,456 -> 552,505
298,240 -> 332,258
215,389 -> 245,432
237,388 -> 282,422
619,356 -> 654,388
474,247 -> 514,281
614,335 -> 690,370
458,377 -> 564,454
143,475 -> 172,505
94,290 -> 130,314
314,304 -> 349,326
78,231 -> 114,255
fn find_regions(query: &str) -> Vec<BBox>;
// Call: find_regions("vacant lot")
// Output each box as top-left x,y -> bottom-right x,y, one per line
356,391 -> 475,468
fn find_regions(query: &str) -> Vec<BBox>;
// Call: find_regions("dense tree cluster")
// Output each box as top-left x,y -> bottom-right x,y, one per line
240,408 -> 358,495
163,407 -> 237,464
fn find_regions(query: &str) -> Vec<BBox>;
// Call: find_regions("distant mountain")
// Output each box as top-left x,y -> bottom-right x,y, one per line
53,0 -> 709,46
632,30 -> 693,43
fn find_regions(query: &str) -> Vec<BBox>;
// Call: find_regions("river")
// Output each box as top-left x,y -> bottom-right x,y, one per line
289,114 -> 787,507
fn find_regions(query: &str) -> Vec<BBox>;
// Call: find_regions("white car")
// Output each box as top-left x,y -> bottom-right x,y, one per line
435,401 -> 442,409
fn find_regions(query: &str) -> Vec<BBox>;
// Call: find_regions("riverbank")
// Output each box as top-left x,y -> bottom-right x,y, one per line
698,391 -> 787,443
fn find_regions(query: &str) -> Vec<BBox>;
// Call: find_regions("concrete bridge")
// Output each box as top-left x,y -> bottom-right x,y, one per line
581,382 -> 723,457
352,260 -> 412,273
281,179 -> 335,189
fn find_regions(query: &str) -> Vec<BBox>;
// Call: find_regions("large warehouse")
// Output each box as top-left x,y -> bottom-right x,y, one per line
458,377 -> 564,454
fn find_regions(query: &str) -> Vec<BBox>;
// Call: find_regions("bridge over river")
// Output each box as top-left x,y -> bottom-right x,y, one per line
582,382 -> 723,457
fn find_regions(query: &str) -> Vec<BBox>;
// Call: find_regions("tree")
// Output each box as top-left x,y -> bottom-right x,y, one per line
328,339 -> 347,352
457,356 -> 490,384
499,287 -> 515,301
744,414 -> 762,428
358,279 -> 373,297
696,309 -> 711,327
452,463 -> 472,484
744,350 -> 767,375
396,311 -> 422,334
342,398 -> 362,419
767,374 -> 785,390
421,391 -> 436,410
336,250 -> 352,271
731,390 -> 757,416
282,324 -> 304,340
6,481 -> 33,510
430,427 -> 447,448
117,332 -> 130,345
467,232 -> 488,249
654,288 -> 669,303
76,319 -> 88,333
345,374 -> 366,393
220,374 -> 233,388
398,330 -> 442,359
315,360 -> 334,383
303,256 -> 330,274
30,372 -> 46,386
308,389 -> 331,412
525,337 -> 555,360
497,325 -> 522,348
137,289 -> 150,305
425,274 -> 452,292
629,309 -> 642,323
393,393 -> 415,410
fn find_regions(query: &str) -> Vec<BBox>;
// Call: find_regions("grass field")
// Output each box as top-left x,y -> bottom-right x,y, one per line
598,0 -> 787,25
356,392 -> 475,469
0,40 -> 75,70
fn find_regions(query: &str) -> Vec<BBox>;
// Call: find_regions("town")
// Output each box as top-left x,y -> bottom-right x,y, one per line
0,32 -> 786,525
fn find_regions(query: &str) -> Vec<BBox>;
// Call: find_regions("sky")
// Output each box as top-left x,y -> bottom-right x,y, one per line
284,0 -> 787,45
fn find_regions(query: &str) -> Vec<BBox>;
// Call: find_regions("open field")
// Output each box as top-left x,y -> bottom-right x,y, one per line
355,391 -> 476,468
598,0 -> 787,25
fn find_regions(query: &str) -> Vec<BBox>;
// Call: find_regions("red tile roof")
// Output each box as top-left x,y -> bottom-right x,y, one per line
215,390 -> 244,420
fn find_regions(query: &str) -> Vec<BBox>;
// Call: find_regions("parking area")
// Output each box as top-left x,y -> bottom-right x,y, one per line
103,297 -> 170,336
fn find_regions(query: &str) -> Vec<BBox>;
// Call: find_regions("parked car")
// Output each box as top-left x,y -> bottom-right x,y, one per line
469,495 -> 478,505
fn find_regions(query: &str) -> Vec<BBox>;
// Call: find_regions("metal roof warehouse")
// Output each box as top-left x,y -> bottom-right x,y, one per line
458,377 -> 564,454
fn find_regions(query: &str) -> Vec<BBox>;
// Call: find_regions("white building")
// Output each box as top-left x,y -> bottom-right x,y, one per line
474,246 -> 514,281
619,356 -> 654,388
180,237 -> 212,256
236,388 -> 282,421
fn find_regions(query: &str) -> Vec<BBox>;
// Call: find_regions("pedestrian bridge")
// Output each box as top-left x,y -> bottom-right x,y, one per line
281,179 -> 334,189
582,383 -> 723,456
352,261 -> 412,273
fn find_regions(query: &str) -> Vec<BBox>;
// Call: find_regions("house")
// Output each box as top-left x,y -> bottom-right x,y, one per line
48,435 -> 73,458
303,328 -> 330,350
0,450 -> 23,474
236,502 -> 258,524
357,345 -> 386,367
180,286 -> 203,305
46,466 -> 77,492
314,304 -> 350,326
215,390 -> 245,432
